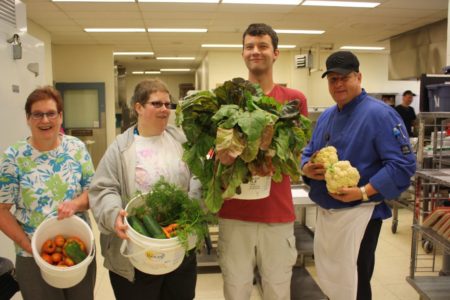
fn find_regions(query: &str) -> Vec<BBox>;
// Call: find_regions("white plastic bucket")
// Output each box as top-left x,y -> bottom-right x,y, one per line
31,215 -> 95,288
233,176 -> 271,200
121,194 -> 196,275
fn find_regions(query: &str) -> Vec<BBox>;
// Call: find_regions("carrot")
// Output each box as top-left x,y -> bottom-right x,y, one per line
163,223 -> 178,237
164,224 -> 178,232
162,227 -> 171,238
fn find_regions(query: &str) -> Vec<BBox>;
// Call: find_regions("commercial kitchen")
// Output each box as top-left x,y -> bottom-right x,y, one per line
1,1 -> 450,299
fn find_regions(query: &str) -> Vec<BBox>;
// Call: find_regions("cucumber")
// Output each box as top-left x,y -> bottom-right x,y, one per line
141,214 -> 166,239
128,215 -> 150,237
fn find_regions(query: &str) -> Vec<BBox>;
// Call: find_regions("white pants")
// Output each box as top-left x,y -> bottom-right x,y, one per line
217,218 -> 297,300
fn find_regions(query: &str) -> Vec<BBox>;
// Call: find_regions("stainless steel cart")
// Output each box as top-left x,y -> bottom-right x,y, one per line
407,169 -> 450,300
391,112 -> 450,235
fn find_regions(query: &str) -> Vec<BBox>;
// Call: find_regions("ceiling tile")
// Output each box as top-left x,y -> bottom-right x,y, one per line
21,0 -> 448,71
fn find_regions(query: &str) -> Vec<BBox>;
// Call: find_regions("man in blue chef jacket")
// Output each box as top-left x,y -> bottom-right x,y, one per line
301,51 -> 416,300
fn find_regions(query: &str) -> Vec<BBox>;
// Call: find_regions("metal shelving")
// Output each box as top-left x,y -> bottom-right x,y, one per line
391,112 -> 450,233
408,169 -> 450,300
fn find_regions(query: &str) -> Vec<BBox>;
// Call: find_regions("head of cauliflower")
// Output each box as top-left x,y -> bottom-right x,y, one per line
324,160 -> 360,194
311,146 -> 339,168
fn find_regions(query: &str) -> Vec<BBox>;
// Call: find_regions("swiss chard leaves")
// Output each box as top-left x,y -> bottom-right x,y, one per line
177,77 -> 312,213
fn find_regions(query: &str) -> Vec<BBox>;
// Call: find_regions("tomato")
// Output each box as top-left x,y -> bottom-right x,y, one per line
64,257 -> 75,267
42,239 -> 56,254
54,235 -> 66,247
57,261 -> 68,267
51,252 -> 63,264
41,253 -> 53,265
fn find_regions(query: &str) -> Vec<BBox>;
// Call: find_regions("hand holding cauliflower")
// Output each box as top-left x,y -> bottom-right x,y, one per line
324,160 -> 360,194
313,146 -> 360,194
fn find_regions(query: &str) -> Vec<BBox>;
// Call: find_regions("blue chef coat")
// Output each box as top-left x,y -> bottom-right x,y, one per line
301,90 -> 416,219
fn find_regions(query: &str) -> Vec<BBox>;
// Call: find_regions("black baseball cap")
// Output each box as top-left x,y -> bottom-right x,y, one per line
403,90 -> 416,96
321,51 -> 360,78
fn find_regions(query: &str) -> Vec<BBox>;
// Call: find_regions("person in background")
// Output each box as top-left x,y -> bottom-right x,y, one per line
217,23 -> 308,300
0,86 -> 96,300
395,90 -> 417,137
301,51 -> 416,300
88,79 -> 200,300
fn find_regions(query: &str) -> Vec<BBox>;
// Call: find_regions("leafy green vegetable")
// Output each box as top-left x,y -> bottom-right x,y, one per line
130,179 -> 212,251
177,77 -> 312,213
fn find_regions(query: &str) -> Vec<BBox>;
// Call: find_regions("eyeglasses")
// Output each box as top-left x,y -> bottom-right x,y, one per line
145,101 -> 171,109
30,111 -> 59,120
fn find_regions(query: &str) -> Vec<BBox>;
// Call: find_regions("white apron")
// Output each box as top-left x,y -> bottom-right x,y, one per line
314,203 -> 376,300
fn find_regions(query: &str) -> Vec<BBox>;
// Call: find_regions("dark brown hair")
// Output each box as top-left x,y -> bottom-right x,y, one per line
130,79 -> 170,117
242,23 -> 279,50
25,86 -> 63,115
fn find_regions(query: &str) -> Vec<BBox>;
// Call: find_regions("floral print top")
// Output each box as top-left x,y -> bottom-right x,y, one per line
0,135 -> 94,256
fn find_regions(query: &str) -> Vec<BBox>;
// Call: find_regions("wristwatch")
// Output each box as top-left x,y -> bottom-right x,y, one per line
360,186 -> 369,202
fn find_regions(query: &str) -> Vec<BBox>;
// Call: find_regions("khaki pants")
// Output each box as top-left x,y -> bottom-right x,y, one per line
218,218 -> 297,300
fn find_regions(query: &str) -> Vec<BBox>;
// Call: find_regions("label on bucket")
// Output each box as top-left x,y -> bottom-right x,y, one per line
233,176 -> 271,200
145,250 -> 165,261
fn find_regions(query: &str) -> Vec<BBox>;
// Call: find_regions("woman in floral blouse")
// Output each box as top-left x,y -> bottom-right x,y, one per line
0,86 -> 96,300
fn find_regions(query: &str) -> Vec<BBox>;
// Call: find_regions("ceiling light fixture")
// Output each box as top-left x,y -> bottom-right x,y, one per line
148,28 -> 208,33
113,52 -> 154,55
53,0 -> 134,2
85,28 -> 146,32
302,1 -> 380,8
340,46 -> 385,50
279,45 -> 297,49
139,0 -> 219,3
201,44 -> 296,49
156,57 -> 195,60
201,44 -> 241,48
132,71 -> 162,75
160,68 -> 191,72
222,0 -> 302,4
275,29 -> 324,34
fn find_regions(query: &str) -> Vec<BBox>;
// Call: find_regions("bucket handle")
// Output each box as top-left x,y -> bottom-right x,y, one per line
120,240 -> 182,259
88,239 -> 96,258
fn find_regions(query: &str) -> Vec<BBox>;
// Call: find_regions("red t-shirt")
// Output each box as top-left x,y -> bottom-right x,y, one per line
218,84 -> 308,223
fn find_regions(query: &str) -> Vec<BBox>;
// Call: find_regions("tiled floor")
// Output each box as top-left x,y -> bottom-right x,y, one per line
9,207 -> 433,300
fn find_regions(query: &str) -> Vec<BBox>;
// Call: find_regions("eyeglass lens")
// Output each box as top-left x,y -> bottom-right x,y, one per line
148,101 -> 171,109
30,111 -> 58,120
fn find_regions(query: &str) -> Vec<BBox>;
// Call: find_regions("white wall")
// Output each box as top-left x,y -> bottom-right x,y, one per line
27,20 -> 52,85
196,53 -> 209,90
200,50 -> 421,112
308,51 -> 420,111
207,50 -> 297,90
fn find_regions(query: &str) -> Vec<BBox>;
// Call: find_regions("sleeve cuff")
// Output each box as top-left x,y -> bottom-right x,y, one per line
370,168 -> 402,199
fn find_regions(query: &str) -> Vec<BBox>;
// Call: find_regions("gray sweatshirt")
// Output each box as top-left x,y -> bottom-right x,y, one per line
88,124 -> 195,281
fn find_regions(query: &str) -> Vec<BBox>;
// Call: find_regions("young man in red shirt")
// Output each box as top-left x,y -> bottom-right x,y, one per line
217,23 -> 308,300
